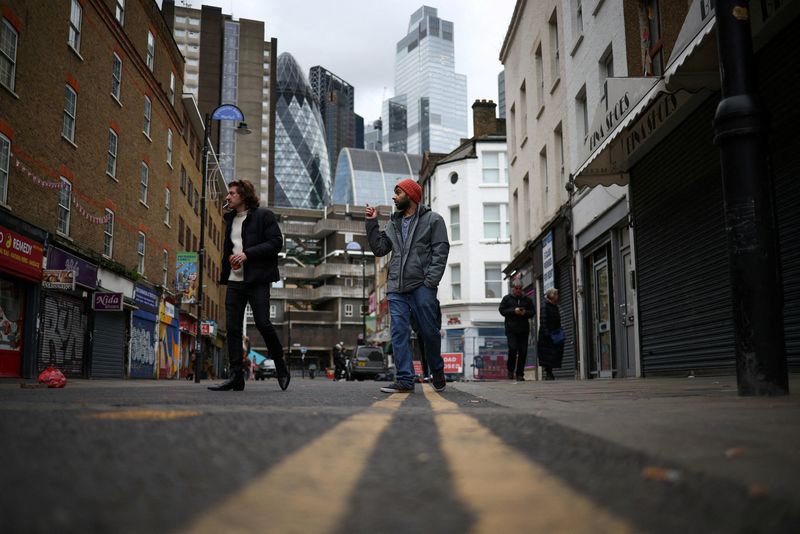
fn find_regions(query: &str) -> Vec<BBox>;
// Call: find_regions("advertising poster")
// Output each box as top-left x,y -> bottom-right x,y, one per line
176,252 -> 198,304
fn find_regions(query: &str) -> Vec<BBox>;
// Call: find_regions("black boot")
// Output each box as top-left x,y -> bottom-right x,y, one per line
545,368 -> 555,381
276,359 -> 291,391
207,372 -> 245,391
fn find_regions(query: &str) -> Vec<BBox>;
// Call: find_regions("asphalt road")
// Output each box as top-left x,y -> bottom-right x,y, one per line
0,378 -> 798,533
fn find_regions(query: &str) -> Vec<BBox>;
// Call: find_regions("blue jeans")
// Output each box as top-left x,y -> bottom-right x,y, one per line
388,285 -> 443,386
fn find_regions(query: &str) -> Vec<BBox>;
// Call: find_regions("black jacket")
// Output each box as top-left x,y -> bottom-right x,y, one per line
536,300 -> 564,368
499,293 -> 535,334
219,207 -> 283,285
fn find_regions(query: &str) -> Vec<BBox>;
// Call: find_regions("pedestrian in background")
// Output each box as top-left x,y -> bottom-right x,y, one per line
365,178 -> 450,394
208,180 -> 290,392
499,279 -> 535,381
537,288 -> 565,380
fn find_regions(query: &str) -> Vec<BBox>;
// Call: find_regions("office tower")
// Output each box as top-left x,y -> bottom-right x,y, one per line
162,2 -> 277,204
364,119 -> 383,151
382,6 -> 467,154
332,149 -> 423,207
355,114 -> 365,149
274,53 -> 332,209
309,66 -> 357,173
498,70 -> 506,119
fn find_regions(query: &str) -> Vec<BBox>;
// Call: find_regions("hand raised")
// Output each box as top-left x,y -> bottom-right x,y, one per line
365,204 -> 377,219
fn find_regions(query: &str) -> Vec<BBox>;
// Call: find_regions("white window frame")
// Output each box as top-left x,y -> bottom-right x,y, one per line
269,304 -> 277,319
576,86 -> 588,141
451,264 -> 461,301
63,85 -> 77,142
484,262 -> 504,299
111,53 -> 122,101
106,129 -> 118,178
540,147 -> 549,214
0,133 -> 9,204
519,80 -> 527,139
549,11 -> 560,81
68,0 -> 82,53
482,151 -> 508,184
137,232 -> 146,275
164,187 -> 171,225
140,161 -> 149,205
344,303 -> 354,318
449,205 -> 460,241
482,203 -> 510,241
162,249 -> 168,286
57,177 -> 72,236
146,31 -> 155,71
0,18 -> 18,92
115,0 -> 125,25
575,0 -> 584,34
535,45 -> 544,110
166,128 -> 173,166
168,72 -> 175,105
103,209 -> 114,258
143,96 -> 152,137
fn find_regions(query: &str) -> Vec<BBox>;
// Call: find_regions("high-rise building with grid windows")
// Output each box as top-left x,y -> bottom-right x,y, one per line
382,6 -> 468,155
309,66 -> 357,174
273,53 -> 332,209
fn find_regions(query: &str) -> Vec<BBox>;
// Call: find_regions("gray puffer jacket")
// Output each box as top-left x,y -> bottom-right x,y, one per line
366,205 -> 450,294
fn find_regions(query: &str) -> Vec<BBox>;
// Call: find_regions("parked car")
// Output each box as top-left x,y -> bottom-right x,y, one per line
349,346 -> 387,381
254,358 -> 277,380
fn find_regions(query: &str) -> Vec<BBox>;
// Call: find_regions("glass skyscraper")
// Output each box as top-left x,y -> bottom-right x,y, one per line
383,6 -> 468,155
332,148 -> 423,207
274,53 -> 332,209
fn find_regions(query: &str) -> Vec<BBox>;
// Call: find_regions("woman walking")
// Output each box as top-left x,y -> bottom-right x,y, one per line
537,288 -> 565,380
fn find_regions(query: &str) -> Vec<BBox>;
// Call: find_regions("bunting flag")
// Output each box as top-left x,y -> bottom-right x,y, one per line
15,157 -> 111,224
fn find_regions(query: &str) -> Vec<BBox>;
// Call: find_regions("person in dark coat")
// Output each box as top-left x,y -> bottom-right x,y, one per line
537,288 -> 564,380
499,280 -> 535,380
208,180 -> 290,392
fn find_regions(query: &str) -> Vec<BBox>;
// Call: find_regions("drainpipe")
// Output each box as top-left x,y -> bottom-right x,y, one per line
712,0 -> 788,395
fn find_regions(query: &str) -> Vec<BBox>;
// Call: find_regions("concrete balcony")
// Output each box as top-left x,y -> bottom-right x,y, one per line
280,218 -> 366,239
272,285 -> 369,302
281,262 -> 375,281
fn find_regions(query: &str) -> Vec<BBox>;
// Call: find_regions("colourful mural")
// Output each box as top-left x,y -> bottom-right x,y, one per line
158,301 -> 180,379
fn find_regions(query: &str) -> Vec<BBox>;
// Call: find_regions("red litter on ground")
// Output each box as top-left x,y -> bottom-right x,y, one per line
37,367 -> 67,388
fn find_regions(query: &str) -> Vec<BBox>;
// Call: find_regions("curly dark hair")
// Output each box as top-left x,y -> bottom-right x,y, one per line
228,179 -> 260,210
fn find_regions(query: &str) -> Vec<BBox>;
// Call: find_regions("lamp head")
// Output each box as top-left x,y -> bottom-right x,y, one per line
236,122 -> 252,135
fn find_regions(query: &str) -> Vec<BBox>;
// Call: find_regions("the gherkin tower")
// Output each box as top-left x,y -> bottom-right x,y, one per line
273,53 -> 332,208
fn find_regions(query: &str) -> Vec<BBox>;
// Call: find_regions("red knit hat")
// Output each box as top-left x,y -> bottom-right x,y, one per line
396,178 -> 422,204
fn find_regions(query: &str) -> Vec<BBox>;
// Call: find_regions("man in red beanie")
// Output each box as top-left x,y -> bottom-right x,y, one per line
365,178 -> 450,393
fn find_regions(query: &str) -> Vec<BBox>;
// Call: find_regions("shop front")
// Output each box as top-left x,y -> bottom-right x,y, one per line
38,246 -> 97,378
92,268 -> 135,378
157,300 -> 180,379
179,312 -> 196,379
130,283 -> 158,379
0,217 -> 45,378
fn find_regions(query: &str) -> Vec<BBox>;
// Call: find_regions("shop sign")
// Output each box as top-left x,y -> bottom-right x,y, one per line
133,283 -> 159,315
164,302 -> 175,319
93,291 -> 123,311
47,247 -> 97,289
542,231 -> 555,292
0,225 -> 44,282
446,314 -> 461,325
442,353 -> 464,374
622,92 -> 686,157
200,320 -> 216,336
42,269 -> 76,290
179,315 -> 196,334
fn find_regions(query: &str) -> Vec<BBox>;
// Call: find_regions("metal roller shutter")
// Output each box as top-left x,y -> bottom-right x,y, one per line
38,292 -> 88,377
554,260 -> 576,379
630,95 -> 736,375
91,313 -> 125,378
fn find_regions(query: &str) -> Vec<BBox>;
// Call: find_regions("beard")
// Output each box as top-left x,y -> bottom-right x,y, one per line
394,197 -> 411,212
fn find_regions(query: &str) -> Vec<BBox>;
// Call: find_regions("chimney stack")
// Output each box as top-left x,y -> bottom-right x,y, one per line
472,99 -> 501,138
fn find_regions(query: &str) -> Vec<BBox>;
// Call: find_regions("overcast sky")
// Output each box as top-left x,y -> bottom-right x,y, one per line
165,0 -> 517,133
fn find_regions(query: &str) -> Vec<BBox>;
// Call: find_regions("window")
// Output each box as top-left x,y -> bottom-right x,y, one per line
168,72 -> 175,105
187,180 -> 193,205
1,19 -> 18,91
344,303 -> 354,318
166,129 -> 173,166
575,0 -> 583,34
0,133 -> 9,204
115,0 -> 125,25
63,85 -> 77,142
576,85 -> 588,141
185,228 -> 191,250
449,206 -> 460,241
512,190 -> 519,245
641,0 -> 663,76
68,0 -> 82,53
451,264 -> 461,300
540,147 -> 549,213
483,203 -> 509,241
164,188 -> 170,224
482,152 -> 507,184
555,124 -> 565,189
111,53 -> 122,100
178,216 -> 184,245
180,165 -> 186,192
103,209 -> 114,257
143,96 -> 152,137
269,305 -> 276,319
600,46 -> 615,102
140,161 -> 148,204
485,263 -> 503,299
449,172 -> 458,184
194,191 -> 199,214
106,129 -> 118,177
146,31 -> 155,71
508,103 -> 516,153
549,11 -> 560,80
137,232 -> 146,275
57,177 -> 71,235
535,45 -> 544,109
162,250 -> 168,286
523,174 -> 531,238
519,80 -> 527,139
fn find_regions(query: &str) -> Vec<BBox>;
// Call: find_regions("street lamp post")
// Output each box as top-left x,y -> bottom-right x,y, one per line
194,104 -> 250,383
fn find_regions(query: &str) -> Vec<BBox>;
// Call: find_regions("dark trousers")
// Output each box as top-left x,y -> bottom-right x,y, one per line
506,331 -> 529,377
226,282 -> 285,375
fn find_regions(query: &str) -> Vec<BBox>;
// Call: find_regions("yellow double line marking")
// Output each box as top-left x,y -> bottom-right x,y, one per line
186,389 -> 631,533
183,395 -> 405,534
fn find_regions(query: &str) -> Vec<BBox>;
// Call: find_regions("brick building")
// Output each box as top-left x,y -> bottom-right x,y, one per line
0,0 -> 226,379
